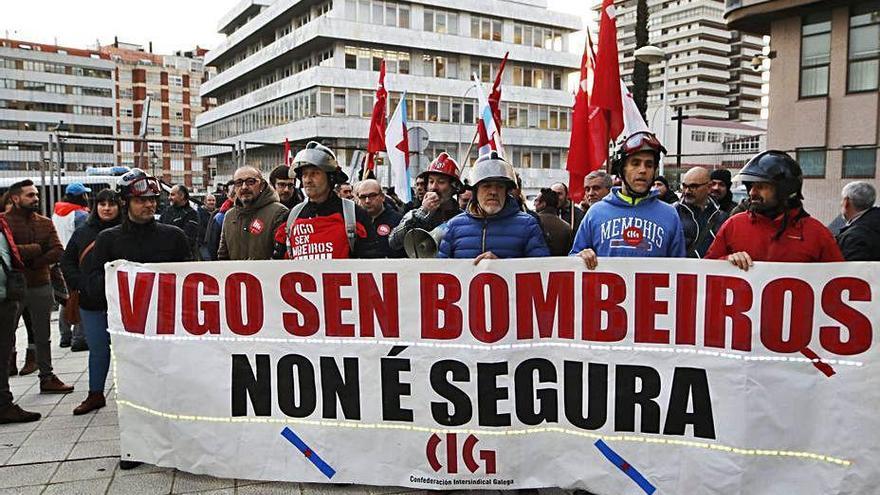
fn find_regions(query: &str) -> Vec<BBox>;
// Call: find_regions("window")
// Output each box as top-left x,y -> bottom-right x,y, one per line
800,12 -> 831,97
424,8 -> 458,35
692,131 -> 706,142
471,15 -> 501,41
707,131 -> 721,143
796,148 -> 826,177
848,2 -> 880,92
843,147 -> 877,178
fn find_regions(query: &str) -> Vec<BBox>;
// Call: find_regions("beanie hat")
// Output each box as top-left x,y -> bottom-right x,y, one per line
711,168 -> 732,188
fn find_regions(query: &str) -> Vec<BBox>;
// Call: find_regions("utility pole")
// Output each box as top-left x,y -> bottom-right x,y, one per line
671,107 -> 689,180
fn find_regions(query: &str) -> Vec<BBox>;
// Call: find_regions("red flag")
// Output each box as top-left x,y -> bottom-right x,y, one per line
593,0 -> 624,138
477,52 -> 509,156
566,42 -> 593,203
366,60 -> 387,170
283,138 -> 292,166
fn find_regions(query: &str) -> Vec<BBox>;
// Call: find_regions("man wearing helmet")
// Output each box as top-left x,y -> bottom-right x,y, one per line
274,142 -> 378,259
705,150 -> 843,269
389,152 -> 463,252
218,166 -> 289,260
438,152 -> 549,261
570,131 -> 686,268
85,168 -> 190,470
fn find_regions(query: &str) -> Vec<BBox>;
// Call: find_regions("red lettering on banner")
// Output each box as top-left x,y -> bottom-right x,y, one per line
675,274 -> 698,346
421,273 -> 463,339
156,273 -> 177,334
225,273 -> 263,336
760,278 -> 813,353
515,272 -> 574,340
357,273 -> 399,338
117,271 -> 155,334
634,273 -> 670,344
182,273 -> 220,335
820,277 -> 873,355
704,276 -> 753,351
581,272 -> 627,342
280,272 -> 319,336
469,273 -> 510,344
323,273 -> 355,337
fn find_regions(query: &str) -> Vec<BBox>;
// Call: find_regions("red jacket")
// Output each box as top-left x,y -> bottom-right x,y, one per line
705,208 -> 844,263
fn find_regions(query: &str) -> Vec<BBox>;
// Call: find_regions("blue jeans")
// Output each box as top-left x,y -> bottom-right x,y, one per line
79,308 -> 110,393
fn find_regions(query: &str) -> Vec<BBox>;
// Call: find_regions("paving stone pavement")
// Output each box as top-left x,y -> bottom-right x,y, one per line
1,313 -> 558,495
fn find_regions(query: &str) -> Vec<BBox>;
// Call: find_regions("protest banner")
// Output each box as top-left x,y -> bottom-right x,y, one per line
106,258 -> 879,493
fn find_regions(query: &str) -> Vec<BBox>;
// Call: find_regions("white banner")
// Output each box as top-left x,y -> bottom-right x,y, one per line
106,258 -> 880,493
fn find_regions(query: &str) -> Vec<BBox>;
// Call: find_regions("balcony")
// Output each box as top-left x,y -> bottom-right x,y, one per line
725,0 -> 826,34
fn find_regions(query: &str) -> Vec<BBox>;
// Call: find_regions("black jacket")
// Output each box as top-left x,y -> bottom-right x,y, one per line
371,206 -> 405,258
836,207 -> 880,261
558,202 -> 585,231
86,220 -> 191,309
60,216 -> 120,310
159,203 -> 200,256
675,199 -> 729,258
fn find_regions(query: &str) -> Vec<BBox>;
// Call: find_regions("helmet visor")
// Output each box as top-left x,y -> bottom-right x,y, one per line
128,177 -> 161,197
622,132 -> 665,155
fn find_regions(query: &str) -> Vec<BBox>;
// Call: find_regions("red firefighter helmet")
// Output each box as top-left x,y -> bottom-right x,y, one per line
417,152 -> 464,193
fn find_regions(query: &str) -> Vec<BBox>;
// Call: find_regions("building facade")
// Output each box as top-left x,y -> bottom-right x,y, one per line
609,0 -> 765,125
101,41 -> 215,188
0,39 -> 116,175
197,0 -> 581,190
726,0 -> 879,223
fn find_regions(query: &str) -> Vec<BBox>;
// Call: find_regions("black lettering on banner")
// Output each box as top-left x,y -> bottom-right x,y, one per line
381,356 -> 414,421
664,367 -> 716,439
430,360 -> 473,426
231,354 -> 272,416
320,357 -> 361,420
277,354 -> 317,417
615,365 -> 662,434
564,361 -> 608,430
477,362 -> 511,427
514,358 -> 558,425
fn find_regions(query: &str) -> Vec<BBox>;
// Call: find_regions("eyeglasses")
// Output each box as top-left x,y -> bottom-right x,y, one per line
233,177 -> 259,188
357,192 -> 381,201
128,177 -> 161,197
274,181 -> 295,190
680,181 -> 709,191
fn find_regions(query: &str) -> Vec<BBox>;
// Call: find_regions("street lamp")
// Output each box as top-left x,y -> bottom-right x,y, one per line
634,45 -> 670,175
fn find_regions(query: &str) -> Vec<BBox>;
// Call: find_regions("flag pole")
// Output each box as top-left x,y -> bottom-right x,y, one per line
461,127 -> 479,167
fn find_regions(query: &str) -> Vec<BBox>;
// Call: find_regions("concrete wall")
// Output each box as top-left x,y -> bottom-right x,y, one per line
768,5 -> 879,224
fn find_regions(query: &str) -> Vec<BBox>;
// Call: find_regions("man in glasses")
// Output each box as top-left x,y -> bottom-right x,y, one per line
354,179 -> 404,258
218,166 -> 289,261
570,131 -> 686,268
674,167 -> 728,258
269,164 -> 303,209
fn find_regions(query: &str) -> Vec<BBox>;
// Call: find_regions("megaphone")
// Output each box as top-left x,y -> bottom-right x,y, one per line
403,225 -> 447,258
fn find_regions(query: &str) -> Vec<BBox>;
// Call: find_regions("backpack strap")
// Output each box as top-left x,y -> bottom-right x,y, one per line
284,200 -> 309,258
342,198 -> 357,253
78,240 -> 97,266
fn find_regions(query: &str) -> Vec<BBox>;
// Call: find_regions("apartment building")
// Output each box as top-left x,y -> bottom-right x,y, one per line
101,41 -> 215,187
196,0 -> 581,189
726,0 -> 879,223
0,39 -> 116,175
609,0 -> 765,127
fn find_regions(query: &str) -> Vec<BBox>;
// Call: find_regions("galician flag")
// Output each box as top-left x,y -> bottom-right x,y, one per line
384,93 -> 411,203
473,73 -> 505,157
620,79 -> 649,137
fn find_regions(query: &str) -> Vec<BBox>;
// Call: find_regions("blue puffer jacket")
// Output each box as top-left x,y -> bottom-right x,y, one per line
438,197 -> 550,259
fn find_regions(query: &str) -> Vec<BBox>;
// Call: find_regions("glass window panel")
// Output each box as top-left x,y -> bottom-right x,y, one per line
424,11 -> 434,31
452,101 -> 462,123
802,33 -> 831,66
843,148 -> 877,178
514,25 -> 523,44
428,100 -> 439,121
492,20 -> 502,41
447,57 -> 458,79
481,19 -> 491,40
801,66 -> 829,96
362,94 -> 373,117
796,149 -> 826,177
334,92 -> 346,114
436,56 -> 446,78
416,99 -> 426,121
439,97 -> 450,122
399,6 -> 410,28
449,13 -> 458,34
849,59 -> 879,92
399,53 -> 410,74
437,13 -> 447,33
464,102 -> 474,123
849,24 -> 880,59
345,0 -> 357,20
372,3 -> 383,24
386,5 -> 396,26
471,17 -> 480,38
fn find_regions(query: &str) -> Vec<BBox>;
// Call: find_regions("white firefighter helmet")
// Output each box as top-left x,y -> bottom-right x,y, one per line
469,151 -> 517,190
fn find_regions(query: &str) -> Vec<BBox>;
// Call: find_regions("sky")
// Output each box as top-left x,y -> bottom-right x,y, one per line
1,0 -> 594,55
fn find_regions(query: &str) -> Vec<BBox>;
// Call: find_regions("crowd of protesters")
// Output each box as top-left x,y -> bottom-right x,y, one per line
1,133 -> 878,474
